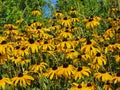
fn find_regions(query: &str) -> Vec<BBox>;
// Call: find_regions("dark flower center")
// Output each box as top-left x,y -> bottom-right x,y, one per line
104,44 -> 108,47
0,76 -> 2,80
56,11 -> 61,13
88,18 -> 93,22
65,30 -> 69,32
52,66 -> 58,70
96,52 -> 101,57
108,25 -> 112,29
0,53 -> 2,56
14,56 -> 18,59
1,40 -> 7,45
78,85 -> 82,88
87,83 -> 92,87
16,46 -> 20,49
63,38 -> 67,41
100,70 -> 106,73
18,73 -> 23,77
78,67 -> 82,71
63,63 -> 68,68
71,26 -> 74,29
71,50 -> 74,52
78,55 -> 82,58
71,9 -> 75,11
28,39 -> 35,44
116,72 -> 120,76
36,26 -> 41,29
21,47 -> 26,50
44,41 -> 48,44
86,39 -> 92,45
63,17 -> 68,20
106,82 -> 110,85
111,42 -> 115,45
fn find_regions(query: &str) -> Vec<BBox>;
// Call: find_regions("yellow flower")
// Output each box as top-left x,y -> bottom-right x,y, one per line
53,11 -> 64,18
92,52 -> 106,66
4,24 -> 18,30
57,38 -> 75,51
11,72 -> 34,86
40,41 -> 55,52
102,82 -> 112,90
29,62 -> 48,73
103,26 -> 115,40
112,71 -> 120,84
70,9 -> 78,15
73,66 -> 91,80
94,71 -> 112,82
27,39 -> 39,53
66,49 -> 79,60
0,40 -> 13,54
0,53 -> 7,65
59,30 -> 74,40
59,17 -> 71,27
31,10 -> 42,16
114,55 -> 120,62
0,76 -> 12,90
70,14 -> 79,22
81,39 -> 101,55
57,63 -> 75,79
16,18 -> 24,24
46,65 -> 59,80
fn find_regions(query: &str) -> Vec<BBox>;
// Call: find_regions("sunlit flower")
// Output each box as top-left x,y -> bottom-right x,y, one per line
81,39 -> 101,55
57,63 -> 75,79
94,71 -> 112,82
53,11 -> 64,18
0,76 -> 11,90
73,66 -> 91,80
29,62 -> 48,73
0,53 -> 7,65
59,17 -> 71,27
92,52 -> 106,66
31,10 -> 42,16
112,71 -> 120,84
11,72 -> 34,86
27,39 -> 39,53
102,82 -> 112,90
46,65 -> 59,80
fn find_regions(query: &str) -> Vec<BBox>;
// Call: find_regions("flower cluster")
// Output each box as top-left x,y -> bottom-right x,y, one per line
0,8 -> 120,90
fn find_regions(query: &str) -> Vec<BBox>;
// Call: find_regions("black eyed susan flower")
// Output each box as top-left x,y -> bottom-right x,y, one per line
0,53 -> 7,65
81,39 -> 101,55
114,55 -> 120,62
46,65 -> 59,80
53,11 -> 64,18
103,26 -> 115,40
58,29 -> 74,40
11,72 -> 34,87
0,76 -> 12,90
92,52 -> 106,66
16,18 -> 24,24
66,49 -> 79,60
85,82 -> 97,90
27,39 -> 39,53
73,66 -> 91,80
57,38 -> 75,51
31,10 -> 42,16
102,82 -> 112,90
84,16 -> 100,29
70,9 -> 78,15
94,70 -> 112,83
40,40 -> 55,52
4,24 -> 18,30
59,16 -> 71,27
70,82 -> 86,90
70,14 -> 79,22
57,63 -> 75,79
112,71 -> 120,84
29,62 -> 48,73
